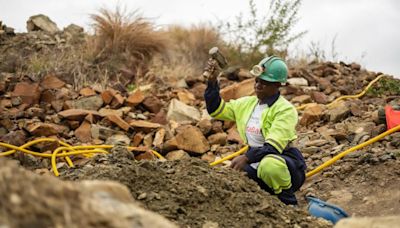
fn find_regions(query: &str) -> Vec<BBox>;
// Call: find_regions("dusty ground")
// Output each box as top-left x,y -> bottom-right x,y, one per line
61,147 -> 330,228
299,155 -> 400,217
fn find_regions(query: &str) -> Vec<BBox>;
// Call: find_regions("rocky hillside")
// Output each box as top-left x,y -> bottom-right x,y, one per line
1,15 -> 400,227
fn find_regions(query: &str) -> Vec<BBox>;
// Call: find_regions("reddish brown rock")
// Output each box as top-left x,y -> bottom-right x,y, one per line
129,120 -> 161,129
142,96 -> 163,113
227,126 -> 243,144
107,115 -> 130,131
220,78 -> 254,101
151,110 -> 168,125
40,75 -> 65,89
299,103 -> 324,126
58,109 -> 101,121
175,125 -> 210,154
311,91 -> 328,104
75,121 -> 92,143
110,93 -> 125,109
79,87 -> 96,97
163,137 -> 178,152
12,82 -> 41,105
165,150 -> 190,160
291,95 -> 312,104
0,130 -> 27,146
132,132 -> 145,147
135,150 -> 156,161
207,133 -> 227,146
177,89 -> 195,105
26,123 -> 67,137
126,90 -> 145,107
101,90 -> 115,104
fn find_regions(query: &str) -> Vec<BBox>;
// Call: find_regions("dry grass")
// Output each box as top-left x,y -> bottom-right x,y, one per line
150,24 -> 224,82
89,6 -> 168,84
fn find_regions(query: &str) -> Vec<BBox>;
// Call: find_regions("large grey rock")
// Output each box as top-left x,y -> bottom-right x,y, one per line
167,99 -> 201,123
26,14 -> 59,33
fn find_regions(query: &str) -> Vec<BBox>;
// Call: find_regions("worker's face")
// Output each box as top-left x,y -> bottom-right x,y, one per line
254,77 -> 279,99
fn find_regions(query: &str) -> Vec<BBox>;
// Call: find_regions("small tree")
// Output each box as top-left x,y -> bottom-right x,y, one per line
221,0 -> 306,67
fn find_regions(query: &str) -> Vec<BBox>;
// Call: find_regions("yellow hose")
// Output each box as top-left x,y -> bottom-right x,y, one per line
210,145 -> 249,166
296,74 -> 386,111
306,124 -> 400,178
0,138 -> 165,176
51,147 -> 109,176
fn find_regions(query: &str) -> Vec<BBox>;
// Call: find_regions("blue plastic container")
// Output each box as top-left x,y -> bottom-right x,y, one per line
306,196 -> 349,224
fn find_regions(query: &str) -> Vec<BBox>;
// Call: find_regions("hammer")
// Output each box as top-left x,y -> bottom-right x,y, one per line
202,47 -> 228,80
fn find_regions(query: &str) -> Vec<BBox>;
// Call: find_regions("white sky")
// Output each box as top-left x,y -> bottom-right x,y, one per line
1,0 -> 399,78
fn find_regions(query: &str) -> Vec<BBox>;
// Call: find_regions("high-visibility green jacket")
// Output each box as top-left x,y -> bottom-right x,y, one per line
209,95 -> 298,153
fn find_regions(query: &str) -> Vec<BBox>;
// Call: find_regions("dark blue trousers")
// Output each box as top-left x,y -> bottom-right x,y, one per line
244,147 -> 306,205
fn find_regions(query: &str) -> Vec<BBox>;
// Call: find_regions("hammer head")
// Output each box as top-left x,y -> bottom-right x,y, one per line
209,47 -> 228,69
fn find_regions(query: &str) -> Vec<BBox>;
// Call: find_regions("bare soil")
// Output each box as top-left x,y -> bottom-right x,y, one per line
61,147 -> 330,228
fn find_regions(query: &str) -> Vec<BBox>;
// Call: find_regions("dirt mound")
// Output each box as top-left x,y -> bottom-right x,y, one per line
61,147 -> 330,227
0,158 -> 177,228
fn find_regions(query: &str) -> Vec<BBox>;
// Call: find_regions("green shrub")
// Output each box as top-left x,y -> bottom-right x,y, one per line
219,0 -> 306,68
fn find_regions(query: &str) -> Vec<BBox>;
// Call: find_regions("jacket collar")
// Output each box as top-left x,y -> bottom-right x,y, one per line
259,92 -> 280,106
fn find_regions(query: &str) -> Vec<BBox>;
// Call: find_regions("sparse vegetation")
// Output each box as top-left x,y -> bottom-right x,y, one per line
219,0 -> 306,67
367,77 -> 400,96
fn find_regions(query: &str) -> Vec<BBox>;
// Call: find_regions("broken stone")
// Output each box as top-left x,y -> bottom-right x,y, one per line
153,128 -> 166,149
167,99 -> 201,123
106,134 -> 130,146
208,133 -> 227,146
91,124 -> 121,140
177,89 -> 196,105
197,119 -> 212,135
72,96 -> 104,111
220,78 -> 254,101
107,115 -> 130,131
327,102 -> 351,123
175,125 -> 210,154
227,126 -> 243,144
310,91 -> 328,104
58,109 -> 101,121
142,96 -> 163,113
143,133 -> 153,147
12,82 -> 41,105
110,93 -> 125,109
0,130 -> 27,146
136,150 -> 156,161
101,90 -> 115,104
299,103 -> 324,126
126,90 -> 145,107
75,121 -> 92,143
79,87 -> 96,97
26,122 -> 67,137
132,133 -> 145,147
287,77 -> 308,86
163,137 -> 179,152
165,150 -> 190,160
27,14 -> 59,33
98,108 -> 123,118
291,95 -> 312,104
129,120 -> 161,129
40,75 -> 65,89
201,152 -> 216,163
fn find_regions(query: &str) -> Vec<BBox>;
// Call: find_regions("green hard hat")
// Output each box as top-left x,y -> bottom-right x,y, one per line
250,56 -> 288,83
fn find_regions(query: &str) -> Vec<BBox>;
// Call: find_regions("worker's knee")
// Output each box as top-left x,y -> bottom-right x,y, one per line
257,155 -> 292,194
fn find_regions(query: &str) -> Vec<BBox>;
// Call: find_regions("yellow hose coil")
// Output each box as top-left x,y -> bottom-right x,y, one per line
0,138 -> 165,176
